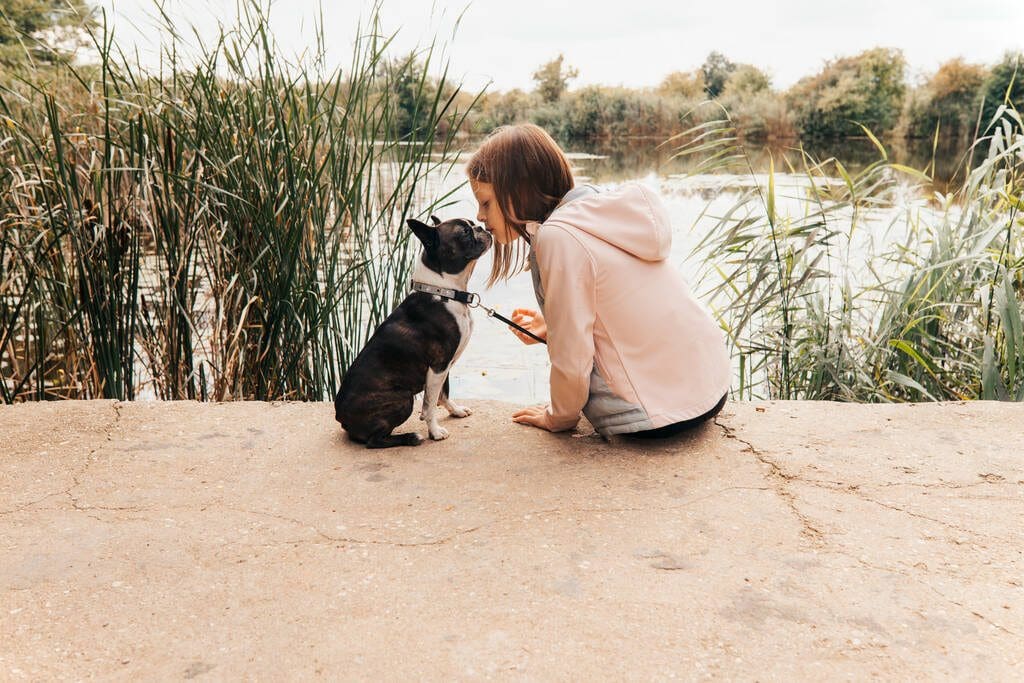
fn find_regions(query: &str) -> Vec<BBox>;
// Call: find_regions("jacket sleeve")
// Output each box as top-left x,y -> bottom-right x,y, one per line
534,225 -> 597,432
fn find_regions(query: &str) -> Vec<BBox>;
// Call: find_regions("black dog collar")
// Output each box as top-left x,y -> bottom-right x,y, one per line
410,281 -> 479,305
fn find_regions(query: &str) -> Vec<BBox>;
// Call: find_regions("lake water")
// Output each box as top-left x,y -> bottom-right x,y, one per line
445,136 -> 967,407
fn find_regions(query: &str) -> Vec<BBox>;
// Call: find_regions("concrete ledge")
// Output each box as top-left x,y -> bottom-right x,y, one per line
1,400 -> 1022,678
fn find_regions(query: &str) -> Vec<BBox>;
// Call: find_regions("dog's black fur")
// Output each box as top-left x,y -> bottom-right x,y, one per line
334,216 -> 491,448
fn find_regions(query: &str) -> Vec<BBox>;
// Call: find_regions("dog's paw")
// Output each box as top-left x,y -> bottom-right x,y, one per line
448,405 -> 472,418
428,425 -> 450,440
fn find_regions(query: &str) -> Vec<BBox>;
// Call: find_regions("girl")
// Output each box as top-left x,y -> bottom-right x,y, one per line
467,124 -> 730,438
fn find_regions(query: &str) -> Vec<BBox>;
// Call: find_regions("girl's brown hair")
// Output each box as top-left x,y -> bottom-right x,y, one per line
466,124 -> 574,284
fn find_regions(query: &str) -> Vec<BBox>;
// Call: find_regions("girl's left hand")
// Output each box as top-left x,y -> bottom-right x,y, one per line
512,405 -> 554,431
509,308 -> 547,345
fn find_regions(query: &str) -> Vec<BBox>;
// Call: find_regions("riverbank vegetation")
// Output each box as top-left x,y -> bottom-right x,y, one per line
1,3 -> 474,401
683,104 -> 1023,401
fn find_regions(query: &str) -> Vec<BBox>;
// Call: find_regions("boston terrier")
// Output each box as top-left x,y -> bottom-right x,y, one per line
334,216 -> 492,448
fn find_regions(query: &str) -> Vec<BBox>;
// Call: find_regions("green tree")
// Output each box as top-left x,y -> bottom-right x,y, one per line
657,70 -> 703,99
904,58 -> 987,138
379,52 -> 439,138
476,88 -> 534,130
530,85 -> 685,140
718,66 -> 790,140
532,53 -> 578,103
0,0 -> 94,68
980,52 -> 1024,131
720,64 -> 771,98
787,48 -> 907,138
701,51 -> 736,98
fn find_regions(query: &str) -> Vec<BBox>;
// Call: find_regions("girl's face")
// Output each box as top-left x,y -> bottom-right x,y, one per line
470,179 -> 518,245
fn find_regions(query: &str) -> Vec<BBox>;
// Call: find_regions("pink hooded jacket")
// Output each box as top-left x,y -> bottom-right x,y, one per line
526,183 -> 731,434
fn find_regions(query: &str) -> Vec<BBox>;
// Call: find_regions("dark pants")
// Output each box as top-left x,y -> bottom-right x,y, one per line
624,393 -> 728,439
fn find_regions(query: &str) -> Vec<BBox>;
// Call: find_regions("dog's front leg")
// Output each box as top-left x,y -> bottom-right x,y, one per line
421,368 -> 450,440
439,376 -> 471,417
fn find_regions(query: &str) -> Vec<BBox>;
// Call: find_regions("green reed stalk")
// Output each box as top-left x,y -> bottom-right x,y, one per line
678,102 -> 1023,402
0,1 -> 477,402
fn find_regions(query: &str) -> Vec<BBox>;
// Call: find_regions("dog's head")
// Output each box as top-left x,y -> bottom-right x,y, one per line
408,215 -> 492,276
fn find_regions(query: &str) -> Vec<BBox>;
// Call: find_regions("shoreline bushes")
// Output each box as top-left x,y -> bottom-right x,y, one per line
467,49 -> 1023,144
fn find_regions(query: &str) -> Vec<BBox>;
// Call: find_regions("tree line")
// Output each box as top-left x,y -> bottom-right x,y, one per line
471,49 -> 1024,141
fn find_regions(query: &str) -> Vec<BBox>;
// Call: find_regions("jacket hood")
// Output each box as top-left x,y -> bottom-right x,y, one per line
542,183 -> 673,262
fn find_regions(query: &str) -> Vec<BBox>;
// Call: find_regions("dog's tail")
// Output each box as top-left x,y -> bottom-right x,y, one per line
366,432 -> 422,449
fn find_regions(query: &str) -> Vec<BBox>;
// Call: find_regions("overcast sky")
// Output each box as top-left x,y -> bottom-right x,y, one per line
94,0 -> 1024,91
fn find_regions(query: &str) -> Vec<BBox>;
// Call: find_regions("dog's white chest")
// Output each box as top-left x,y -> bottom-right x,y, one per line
444,299 -> 473,367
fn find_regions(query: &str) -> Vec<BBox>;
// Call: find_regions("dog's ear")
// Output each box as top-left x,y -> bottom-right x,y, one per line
407,218 -> 439,249
429,215 -> 441,226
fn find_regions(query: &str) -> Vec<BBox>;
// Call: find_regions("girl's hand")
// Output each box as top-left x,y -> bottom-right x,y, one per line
509,307 -> 547,345
512,404 -> 555,431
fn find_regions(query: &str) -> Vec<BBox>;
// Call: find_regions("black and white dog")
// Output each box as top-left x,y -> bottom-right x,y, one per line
334,216 -> 492,448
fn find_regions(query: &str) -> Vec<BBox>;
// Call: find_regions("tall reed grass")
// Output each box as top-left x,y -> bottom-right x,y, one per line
678,103 -> 1024,402
1,2 -> 476,402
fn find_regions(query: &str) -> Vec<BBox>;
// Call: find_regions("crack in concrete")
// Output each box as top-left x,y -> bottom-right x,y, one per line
4,482 -> 776,528
0,491 -> 66,515
878,479 -> 1018,490
215,488 -> 774,550
63,401 -> 124,515
846,554 -> 1020,638
225,505 -> 483,547
518,487 -> 773,519
1,401 -> 122,516
840,492 -> 1000,542
319,526 -> 484,548
715,417 -> 828,546
219,505 -> 484,548
713,417 -> 1010,545
774,479 -> 1006,544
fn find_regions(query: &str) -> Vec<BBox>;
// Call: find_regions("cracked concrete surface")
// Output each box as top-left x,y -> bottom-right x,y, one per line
1,399 -> 1022,679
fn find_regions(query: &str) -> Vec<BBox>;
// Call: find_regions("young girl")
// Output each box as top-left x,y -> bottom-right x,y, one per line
467,124 -> 730,438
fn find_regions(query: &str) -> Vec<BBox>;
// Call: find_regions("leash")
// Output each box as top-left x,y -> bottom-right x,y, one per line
410,281 -> 547,345
472,301 -> 548,345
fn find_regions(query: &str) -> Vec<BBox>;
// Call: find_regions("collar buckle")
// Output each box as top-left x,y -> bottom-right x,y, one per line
410,280 -> 477,305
